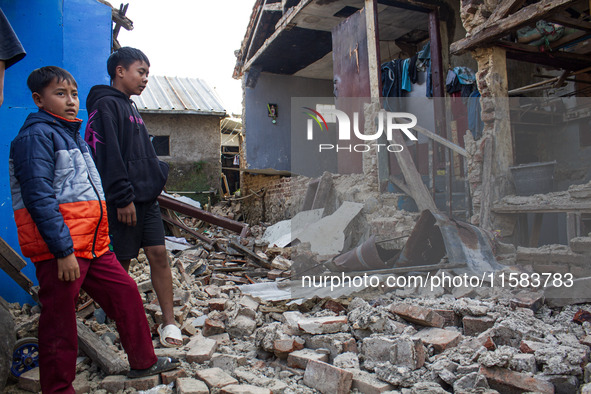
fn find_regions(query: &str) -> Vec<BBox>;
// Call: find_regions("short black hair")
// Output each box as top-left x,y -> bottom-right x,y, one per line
107,47 -> 150,79
27,66 -> 77,94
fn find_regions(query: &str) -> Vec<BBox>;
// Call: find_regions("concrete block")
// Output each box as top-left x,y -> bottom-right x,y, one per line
161,368 -> 188,385
509,353 -> 537,374
570,237 -> 591,254
239,295 -> 260,311
333,352 -> 360,369
221,384 -> 272,394
176,377 -> 209,394
479,366 -> 554,394
186,335 -> 218,363
287,349 -> 329,370
99,375 -> 127,392
196,367 -> 238,389
18,367 -> 41,393
124,374 -> 161,391
226,314 -> 257,339
305,332 -> 357,359
413,327 -> 462,353
390,304 -> 444,328
390,337 -> 425,370
361,336 -> 397,363
462,315 -> 496,336
303,359 -> 353,394
211,353 -> 248,371
346,368 -> 394,394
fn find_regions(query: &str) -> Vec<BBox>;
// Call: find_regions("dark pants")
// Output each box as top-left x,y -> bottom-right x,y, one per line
34,251 -> 157,393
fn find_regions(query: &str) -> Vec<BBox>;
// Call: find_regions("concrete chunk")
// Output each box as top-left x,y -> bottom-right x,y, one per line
297,315 -> 348,334
390,337 -> 425,370
18,367 -> 41,393
346,368 -> 394,394
211,353 -> 247,371
390,304 -> 444,328
124,374 -> 160,391
303,359 -> 353,394
99,375 -> 126,392
462,315 -> 496,336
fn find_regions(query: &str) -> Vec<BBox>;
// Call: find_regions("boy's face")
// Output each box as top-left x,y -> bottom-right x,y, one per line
33,79 -> 79,120
115,60 -> 149,97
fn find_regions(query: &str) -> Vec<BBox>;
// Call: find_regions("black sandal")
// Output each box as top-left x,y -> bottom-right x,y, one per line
127,356 -> 180,379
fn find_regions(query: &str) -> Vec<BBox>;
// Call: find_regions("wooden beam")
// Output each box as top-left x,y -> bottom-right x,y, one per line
450,0 -> 578,54
412,125 -> 468,157
501,41 -> 591,71
0,237 -> 26,271
228,241 -> 273,270
485,0 -> 527,26
76,320 -> 128,375
548,13 -> 591,31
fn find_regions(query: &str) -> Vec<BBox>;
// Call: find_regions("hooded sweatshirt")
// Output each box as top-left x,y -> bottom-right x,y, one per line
85,85 -> 168,208
9,110 -> 110,262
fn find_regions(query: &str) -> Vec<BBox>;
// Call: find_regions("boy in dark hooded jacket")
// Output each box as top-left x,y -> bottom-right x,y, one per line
85,47 -> 181,347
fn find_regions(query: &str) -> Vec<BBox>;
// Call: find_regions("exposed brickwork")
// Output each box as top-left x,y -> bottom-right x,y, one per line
241,173 -> 310,225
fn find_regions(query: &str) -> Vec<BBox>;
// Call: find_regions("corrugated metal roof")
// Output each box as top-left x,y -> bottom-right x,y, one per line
132,76 -> 227,116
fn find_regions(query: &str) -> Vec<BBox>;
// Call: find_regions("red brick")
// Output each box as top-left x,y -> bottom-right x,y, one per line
274,337 -> 305,359
124,374 -> 161,391
348,369 -> 394,394
303,360 -> 353,394
221,384 -> 272,394
434,309 -> 460,327
462,315 -> 496,336
176,377 -> 209,394
203,318 -> 225,337
390,304 -> 444,328
479,366 -> 554,394
196,367 -> 238,388
413,327 -> 462,353
187,335 -> 218,363
99,375 -> 127,392
510,291 -> 544,312
161,368 -> 188,384
287,349 -> 329,369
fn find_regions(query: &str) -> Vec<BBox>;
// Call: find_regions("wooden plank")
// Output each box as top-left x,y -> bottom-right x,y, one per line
503,41 -> 591,71
548,13 -> 591,31
412,124 -> 468,157
529,213 -> 544,247
493,202 -> 591,213
0,236 -> 26,271
567,212 -> 577,241
76,320 -> 128,375
228,241 -> 273,270
450,0 -> 577,54
160,213 -> 215,246
485,0 -> 527,26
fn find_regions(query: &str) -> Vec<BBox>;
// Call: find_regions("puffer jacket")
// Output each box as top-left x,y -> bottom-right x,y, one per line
9,110 -> 110,263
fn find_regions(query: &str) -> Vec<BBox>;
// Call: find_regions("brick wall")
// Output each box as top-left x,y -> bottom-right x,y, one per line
241,173 -> 310,225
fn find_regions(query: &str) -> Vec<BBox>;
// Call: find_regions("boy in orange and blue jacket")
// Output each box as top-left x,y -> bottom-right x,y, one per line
9,66 -> 177,393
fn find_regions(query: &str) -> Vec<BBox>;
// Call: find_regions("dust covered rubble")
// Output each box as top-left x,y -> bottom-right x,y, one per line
8,241 -> 591,394
5,206 -> 591,393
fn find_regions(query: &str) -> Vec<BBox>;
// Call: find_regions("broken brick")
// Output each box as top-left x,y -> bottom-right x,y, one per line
203,318 -> 225,337
208,298 -> 228,311
347,368 -> 395,394
196,367 -> 239,389
390,303 -> 444,328
274,337 -> 305,359
520,339 -> 545,354
124,374 -> 161,391
297,315 -> 348,334
413,328 -> 462,353
287,349 -> 330,370
479,366 -> 554,394
99,375 -> 126,392
303,359 -> 353,394
186,335 -> 218,363
161,368 -> 188,385
323,299 -> 347,314
176,377 -> 209,394
462,315 -> 496,336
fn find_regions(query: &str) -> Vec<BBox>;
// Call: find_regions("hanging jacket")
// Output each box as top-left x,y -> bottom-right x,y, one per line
9,110 -> 110,262
85,85 -> 168,208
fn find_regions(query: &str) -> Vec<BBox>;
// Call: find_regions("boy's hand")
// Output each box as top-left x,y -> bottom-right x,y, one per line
118,202 -> 137,226
57,253 -> 80,282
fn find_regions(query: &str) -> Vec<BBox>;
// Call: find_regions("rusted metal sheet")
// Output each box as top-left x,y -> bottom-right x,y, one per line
157,194 -> 248,237
332,235 -> 399,272
397,210 -> 503,274
332,6 -> 369,174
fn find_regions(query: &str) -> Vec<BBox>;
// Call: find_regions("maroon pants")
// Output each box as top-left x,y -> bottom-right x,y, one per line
34,251 -> 157,393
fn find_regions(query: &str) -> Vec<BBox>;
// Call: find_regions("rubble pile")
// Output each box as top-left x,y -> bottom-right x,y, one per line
6,192 -> 591,393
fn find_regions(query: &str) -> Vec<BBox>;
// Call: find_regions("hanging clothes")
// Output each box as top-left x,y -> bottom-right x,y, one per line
401,58 -> 412,92
417,42 -> 432,98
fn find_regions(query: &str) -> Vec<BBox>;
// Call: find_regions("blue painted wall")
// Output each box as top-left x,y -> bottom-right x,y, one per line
244,72 -> 333,172
0,0 -> 111,303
